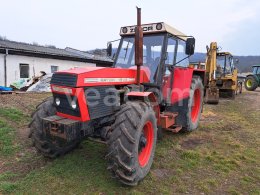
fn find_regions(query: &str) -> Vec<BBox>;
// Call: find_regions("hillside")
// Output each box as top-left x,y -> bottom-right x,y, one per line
191,53 -> 260,73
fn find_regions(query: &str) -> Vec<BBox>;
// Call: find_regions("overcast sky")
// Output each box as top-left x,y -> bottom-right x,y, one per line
0,0 -> 259,56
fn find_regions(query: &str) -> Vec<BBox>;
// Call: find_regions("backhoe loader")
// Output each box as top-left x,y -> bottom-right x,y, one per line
204,42 -> 242,104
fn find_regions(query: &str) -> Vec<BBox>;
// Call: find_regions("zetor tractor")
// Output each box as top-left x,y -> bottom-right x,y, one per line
245,65 -> 260,91
29,8 -> 205,186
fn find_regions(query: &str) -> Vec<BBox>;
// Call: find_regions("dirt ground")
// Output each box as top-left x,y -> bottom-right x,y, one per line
0,89 -> 259,194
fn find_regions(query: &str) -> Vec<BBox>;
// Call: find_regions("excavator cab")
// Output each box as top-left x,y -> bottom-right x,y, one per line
216,52 -> 234,77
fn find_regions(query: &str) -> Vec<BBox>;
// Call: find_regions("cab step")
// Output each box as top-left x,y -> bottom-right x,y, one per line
160,112 -> 178,129
165,125 -> 182,133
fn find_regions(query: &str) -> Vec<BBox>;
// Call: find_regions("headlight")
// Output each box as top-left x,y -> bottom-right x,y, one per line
55,98 -> 61,106
71,101 -> 77,109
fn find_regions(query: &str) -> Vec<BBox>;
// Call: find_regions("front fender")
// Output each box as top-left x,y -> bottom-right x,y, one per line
126,92 -> 160,125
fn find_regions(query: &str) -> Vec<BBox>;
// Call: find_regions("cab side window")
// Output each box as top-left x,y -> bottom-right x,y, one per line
165,37 -> 177,75
176,39 -> 189,67
257,67 -> 260,74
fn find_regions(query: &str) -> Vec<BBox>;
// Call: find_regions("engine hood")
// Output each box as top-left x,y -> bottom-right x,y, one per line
54,67 -> 150,87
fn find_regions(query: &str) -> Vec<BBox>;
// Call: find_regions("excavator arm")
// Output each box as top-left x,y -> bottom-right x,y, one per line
204,42 -> 219,104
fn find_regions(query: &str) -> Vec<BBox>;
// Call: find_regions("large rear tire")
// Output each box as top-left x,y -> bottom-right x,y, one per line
245,76 -> 258,91
185,76 -> 204,131
29,97 -> 79,158
107,101 -> 157,186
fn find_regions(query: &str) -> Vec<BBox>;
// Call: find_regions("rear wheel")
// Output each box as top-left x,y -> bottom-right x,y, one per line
185,76 -> 204,131
29,97 -> 79,158
245,76 -> 258,91
107,101 -> 157,186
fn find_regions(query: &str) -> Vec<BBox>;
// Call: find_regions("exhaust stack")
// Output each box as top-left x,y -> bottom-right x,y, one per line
135,7 -> 143,86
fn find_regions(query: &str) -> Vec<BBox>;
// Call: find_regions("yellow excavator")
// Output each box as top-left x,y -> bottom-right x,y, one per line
204,42 -> 242,104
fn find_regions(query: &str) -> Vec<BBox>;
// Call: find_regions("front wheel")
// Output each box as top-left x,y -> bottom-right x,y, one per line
107,101 -> 157,186
29,97 -> 79,158
245,76 -> 257,91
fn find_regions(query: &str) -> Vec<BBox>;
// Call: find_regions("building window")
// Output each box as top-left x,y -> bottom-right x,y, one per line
51,66 -> 59,73
20,64 -> 29,78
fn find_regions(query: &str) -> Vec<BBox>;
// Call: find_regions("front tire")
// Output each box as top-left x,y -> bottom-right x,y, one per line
107,101 -> 157,186
29,97 -> 79,158
245,76 -> 257,91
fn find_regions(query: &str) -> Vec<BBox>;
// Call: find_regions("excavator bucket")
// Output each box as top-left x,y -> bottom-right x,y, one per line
205,88 -> 219,104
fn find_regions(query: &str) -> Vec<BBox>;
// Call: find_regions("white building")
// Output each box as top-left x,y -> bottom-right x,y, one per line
0,40 -> 113,87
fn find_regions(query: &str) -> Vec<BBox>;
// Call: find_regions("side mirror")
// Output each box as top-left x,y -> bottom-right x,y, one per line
186,38 -> 195,56
107,43 -> 112,57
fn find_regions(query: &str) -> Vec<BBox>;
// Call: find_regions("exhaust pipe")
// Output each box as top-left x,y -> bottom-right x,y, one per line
135,7 -> 143,86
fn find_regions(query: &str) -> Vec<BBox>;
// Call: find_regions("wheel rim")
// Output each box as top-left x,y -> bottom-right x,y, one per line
138,121 -> 154,167
191,89 -> 201,123
246,79 -> 252,88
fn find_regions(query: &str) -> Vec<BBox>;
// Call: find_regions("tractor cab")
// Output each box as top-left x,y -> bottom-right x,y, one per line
252,65 -> 260,76
109,23 -> 195,85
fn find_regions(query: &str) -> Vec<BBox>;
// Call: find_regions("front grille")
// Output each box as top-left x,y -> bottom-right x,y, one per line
53,93 -> 80,117
85,86 -> 119,119
51,73 -> 77,87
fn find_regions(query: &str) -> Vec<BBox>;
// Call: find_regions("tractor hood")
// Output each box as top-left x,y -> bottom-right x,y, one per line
51,67 -> 150,87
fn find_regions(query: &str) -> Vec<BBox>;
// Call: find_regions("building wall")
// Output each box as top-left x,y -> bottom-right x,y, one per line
0,54 -> 4,86
0,54 -> 96,86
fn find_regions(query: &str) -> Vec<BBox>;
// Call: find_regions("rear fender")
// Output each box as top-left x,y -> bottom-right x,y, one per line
126,92 -> 160,125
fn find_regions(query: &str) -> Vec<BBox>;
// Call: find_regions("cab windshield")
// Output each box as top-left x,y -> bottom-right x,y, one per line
114,35 -> 165,82
216,54 -> 233,76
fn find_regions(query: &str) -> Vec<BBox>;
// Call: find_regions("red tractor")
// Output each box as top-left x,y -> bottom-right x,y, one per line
29,8 -> 205,186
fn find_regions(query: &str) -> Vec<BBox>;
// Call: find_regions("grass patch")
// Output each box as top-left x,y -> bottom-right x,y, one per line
10,141 -> 126,194
0,172 -> 18,181
0,182 -> 17,194
0,108 -> 25,122
0,172 -> 18,194
0,119 -> 18,156
180,150 -> 201,169
0,91 -> 259,194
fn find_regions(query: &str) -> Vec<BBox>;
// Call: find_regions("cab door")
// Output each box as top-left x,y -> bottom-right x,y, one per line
162,36 -> 177,102
162,38 -> 193,105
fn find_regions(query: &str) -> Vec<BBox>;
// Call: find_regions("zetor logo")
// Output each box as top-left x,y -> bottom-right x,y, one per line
130,26 -> 153,33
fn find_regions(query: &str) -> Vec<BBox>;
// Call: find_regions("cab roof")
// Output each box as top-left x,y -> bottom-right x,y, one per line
120,22 -> 188,41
